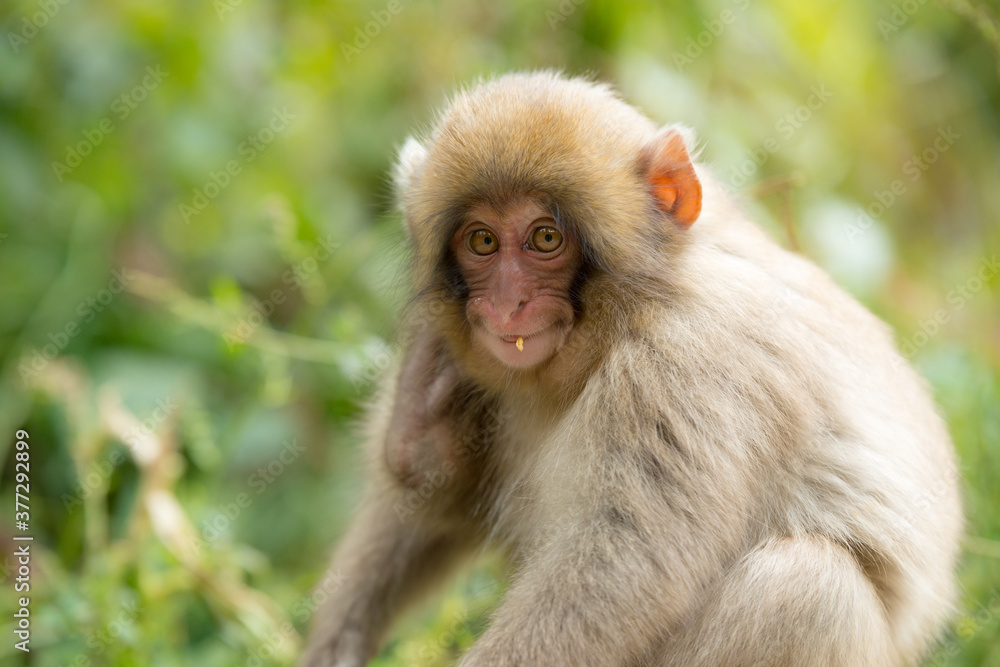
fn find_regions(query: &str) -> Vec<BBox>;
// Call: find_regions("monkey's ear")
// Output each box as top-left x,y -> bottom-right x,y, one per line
393,136 -> 429,205
642,126 -> 702,229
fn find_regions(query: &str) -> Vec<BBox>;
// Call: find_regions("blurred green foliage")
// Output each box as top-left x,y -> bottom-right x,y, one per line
0,0 -> 998,665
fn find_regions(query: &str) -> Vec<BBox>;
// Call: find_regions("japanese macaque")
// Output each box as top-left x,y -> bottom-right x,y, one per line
300,72 -> 962,667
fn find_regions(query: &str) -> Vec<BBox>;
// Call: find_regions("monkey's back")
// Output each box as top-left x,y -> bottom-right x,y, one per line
669,180 -> 963,660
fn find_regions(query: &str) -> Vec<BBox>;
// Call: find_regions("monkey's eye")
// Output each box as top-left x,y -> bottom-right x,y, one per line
530,227 -> 563,253
468,229 -> 499,255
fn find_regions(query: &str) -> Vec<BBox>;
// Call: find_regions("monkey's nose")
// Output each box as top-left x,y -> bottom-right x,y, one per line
492,298 -> 527,326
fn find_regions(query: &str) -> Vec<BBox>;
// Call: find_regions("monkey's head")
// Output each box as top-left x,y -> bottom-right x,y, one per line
394,72 -> 702,384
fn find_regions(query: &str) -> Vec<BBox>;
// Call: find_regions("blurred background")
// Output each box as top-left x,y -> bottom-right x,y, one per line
1,0 -> 998,665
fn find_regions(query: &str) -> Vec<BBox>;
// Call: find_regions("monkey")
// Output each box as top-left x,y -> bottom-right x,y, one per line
300,71 -> 963,667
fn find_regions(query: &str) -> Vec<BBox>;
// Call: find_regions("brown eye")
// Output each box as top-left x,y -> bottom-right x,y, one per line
530,226 -> 562,253
468,229 -> 499,255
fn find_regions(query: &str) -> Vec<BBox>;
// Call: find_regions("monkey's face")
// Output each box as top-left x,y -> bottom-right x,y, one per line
453,199 -> 579,370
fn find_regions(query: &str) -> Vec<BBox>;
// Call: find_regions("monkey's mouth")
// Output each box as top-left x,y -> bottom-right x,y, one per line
474,322 -> 571,369
496,327 -> 548,345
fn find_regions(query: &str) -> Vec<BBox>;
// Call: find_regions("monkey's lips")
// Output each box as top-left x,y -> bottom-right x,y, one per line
477,324 -> 569,369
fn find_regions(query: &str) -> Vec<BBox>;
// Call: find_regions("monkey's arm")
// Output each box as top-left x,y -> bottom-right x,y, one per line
300,334 -> 478,667
298,483 -> 473,667
382,330 -> 464,486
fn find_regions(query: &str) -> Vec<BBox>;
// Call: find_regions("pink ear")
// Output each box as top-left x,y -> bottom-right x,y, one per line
644,128 -> 702,229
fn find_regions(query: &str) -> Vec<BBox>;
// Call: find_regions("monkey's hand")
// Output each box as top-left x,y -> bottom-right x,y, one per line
297,627 -> 368,667
384,331 -> 463,487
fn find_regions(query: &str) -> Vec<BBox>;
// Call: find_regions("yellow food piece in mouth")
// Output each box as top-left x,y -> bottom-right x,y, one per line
516,336 -> 524,351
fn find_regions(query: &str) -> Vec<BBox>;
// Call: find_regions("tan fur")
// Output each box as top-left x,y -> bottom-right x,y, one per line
300,71 -> 962,667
